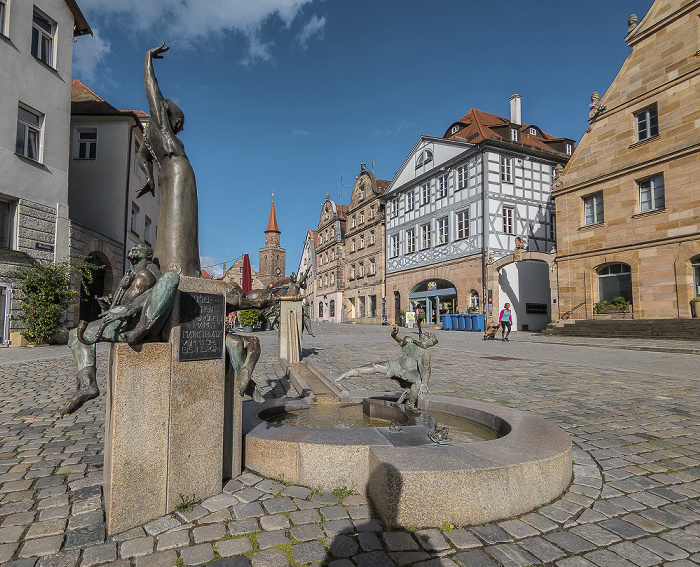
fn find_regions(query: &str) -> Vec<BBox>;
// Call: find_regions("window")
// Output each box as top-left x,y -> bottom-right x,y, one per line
416,148 -> 433,168
370,206 -> 375,219
369,295 -> 377,317
451,125 -> 459,135
437,175 -> 448,199
503,207 -> 514,235
370,259 -> 376,275
500,156 -> 512,183
360,211 -> 364,224
370,230 -> 375,245
470,291 -> 480,309
144,216 -> 152,245
406,228 -> 415,254
351,239 -> 356,252
583,193 -> 604,226
130,202 -> 140,235
352,216 -> 356,228
406,190 -> 415,211
437,217 -> 448,245
457,210 -> 469,240
359,235 -> 365,249
457,165 -> 467,190
529,127 -> 537,136
329,300 -> 335,317
359,296 -> 366,318
330,273 -> 334,285
598,264 -> 632,303
331,249 -> 335,260
421,182 -> 431,205
566,143 -> 573,155
638,174 -> 664,212
549,212 -> 556,241
75,128 -> 97,160
31,10 -> 54,66
390,198 -> 398,218
0,199 -> 15,249
1,0 -> 8,37
390,234 -> 399,258
16,105 -> 43,161
359,263 -> 365,278
351,265 -> 356,279
318,302 -> 323,318
421,224 -> 431,249
693,257 -> 700,298
511,128 -> 518,141
636,105 -> 659,142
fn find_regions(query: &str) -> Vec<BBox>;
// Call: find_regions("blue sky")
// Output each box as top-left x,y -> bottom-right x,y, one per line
73,0 -> 654,277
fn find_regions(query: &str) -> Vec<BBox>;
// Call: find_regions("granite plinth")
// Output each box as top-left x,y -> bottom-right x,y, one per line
245,394 -> 572,529
278,297 -> 302,364
104,276 -> 229,535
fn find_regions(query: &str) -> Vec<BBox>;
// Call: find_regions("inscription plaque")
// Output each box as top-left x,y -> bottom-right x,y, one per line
179,291 -> 224,361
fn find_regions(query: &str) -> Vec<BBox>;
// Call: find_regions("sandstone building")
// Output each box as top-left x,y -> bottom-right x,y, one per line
315,194 -> 347,322
554,0 -> 700,320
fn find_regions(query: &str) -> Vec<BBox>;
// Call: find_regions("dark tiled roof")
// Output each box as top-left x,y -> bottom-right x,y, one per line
71,80 -> 150,120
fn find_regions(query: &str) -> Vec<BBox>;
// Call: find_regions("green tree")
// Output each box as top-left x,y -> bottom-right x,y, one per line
3,258 -> 96,344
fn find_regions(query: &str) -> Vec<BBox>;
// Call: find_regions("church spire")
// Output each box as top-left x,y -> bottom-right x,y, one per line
266,199 -> 280,233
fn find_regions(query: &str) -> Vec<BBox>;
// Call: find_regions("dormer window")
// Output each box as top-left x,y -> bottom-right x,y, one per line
451,125 -> 459,135
566,143 -> 573,155
415,148 -> 433,168
529,127 -> 537,136
511,128 -> 518,141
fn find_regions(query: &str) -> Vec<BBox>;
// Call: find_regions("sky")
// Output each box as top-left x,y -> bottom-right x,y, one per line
72,0 -> 655,278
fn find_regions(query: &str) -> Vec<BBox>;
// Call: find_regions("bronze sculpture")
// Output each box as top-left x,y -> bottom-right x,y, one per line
336,326 -> 438,414
137,44 -> 200,277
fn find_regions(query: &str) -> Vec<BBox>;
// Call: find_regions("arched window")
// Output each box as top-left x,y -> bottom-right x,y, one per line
330,300 -> 336,317
597,263 -> 632,303
318,302 -> 324,318
692,256 -> 700,298
470,291 -> 479,309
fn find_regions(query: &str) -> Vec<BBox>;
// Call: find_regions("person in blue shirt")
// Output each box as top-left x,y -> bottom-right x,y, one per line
499,303 -> 512,342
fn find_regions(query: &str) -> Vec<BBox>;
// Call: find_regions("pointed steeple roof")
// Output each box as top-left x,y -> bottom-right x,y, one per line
266,200 -> 280,233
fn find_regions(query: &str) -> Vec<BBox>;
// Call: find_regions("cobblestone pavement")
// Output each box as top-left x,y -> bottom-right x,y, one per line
1,323 -> 700,567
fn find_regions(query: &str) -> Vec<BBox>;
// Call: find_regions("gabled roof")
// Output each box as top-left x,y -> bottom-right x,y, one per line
444,108 -> 573,154
201,269 -> 213,279
71,80 -> 150,123
626,0 -> 696,46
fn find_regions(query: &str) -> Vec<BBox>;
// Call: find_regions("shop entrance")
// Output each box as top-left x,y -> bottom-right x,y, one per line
409,279 -> 457,325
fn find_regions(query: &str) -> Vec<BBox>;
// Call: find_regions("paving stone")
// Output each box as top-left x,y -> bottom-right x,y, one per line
293,499 -> 322,510
0,525 -> 26,544
180,543 -> 214,566
236,472 -> 262,486
133,550 -> 177,567
485,543 -> 538,567
111,527 -> 146,542
470,525 -> 513,545
250,548 -> 289,567
583,549 -> 637,567
413,559 -> 459,567
155,528 -> 190,551
280,486 -> 311,499
292,540 -> 328,564
554,557 -> 598,567
32,548 -> 79,567
353,518 -> 382,532
346,505 -> 371,520
216,537 -> 253,557
259,514 -> 290,531
175,504 -> 208,523
66,509 -> 103,530
311,492 -> 339,505
233,502 -> 264,520
234,487 -> 264,504
119,536 -> 154,558
443,529 -> 481,550
640,508 -> 688,528
3,512 -> 36,526
209,555 -> 251,567
388,551 -> 431,565
289,508 -> 320,525
290,523 -> 324,542
545,531 -> 597,554
261,497 -> 296,514
637,536 -> 689,561
453,549 -> 500,567
329,559 -> 354,567
36,496 -> 68,510
256,529 -> 290,549
609,541 -> 665,567
199,508 -> 232,524
0,542 -> 18,563
517,536 -> 566,563
352,550 -> 395,567
599,518 -> 650,539
571,523 -> 622,546
143,516 -> 181,536
19,536 -> 63,558
415,529 -> 450,552
201,493 -> 238,512
222,480 -> 244,494
192,523 -> 226,543
319,505 -> 347,521
255,480 -> 285,494
358,531 -> 382,552
229,518 -> 259,536
5,559 -> 39,567
63,523 -> 105,550
661,529 -> 700,553
323,519 -> 354,535
79,541 -> 117,567
381,531 -> 418,552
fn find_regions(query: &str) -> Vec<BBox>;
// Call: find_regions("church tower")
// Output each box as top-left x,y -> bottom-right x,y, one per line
258,200 -> 286,287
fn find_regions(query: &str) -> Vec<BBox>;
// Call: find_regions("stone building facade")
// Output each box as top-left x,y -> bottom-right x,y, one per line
0,0 -> 90,345
343,164 -> 389,325
258,201 -> 285,288
297,230 -> 317,318
315,194 -> 347,322
221,257 -> 264,290
385,97 -> 573,330
554,0 -> 700,320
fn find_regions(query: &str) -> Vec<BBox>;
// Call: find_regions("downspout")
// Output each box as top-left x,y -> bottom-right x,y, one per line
480,145 -> 489,322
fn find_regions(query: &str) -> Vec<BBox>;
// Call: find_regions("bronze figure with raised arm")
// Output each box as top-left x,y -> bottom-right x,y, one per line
137,44 -> 200,277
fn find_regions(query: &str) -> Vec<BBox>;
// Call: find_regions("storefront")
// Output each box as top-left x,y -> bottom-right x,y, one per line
408,279 -> 457,324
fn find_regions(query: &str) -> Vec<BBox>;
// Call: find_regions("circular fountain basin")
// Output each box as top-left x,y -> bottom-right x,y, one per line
245,395 -> 572,528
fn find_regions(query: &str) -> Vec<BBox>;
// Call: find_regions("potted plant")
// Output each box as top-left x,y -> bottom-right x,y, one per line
467,306 -> 478,313
238,309 -> 259,332
692,297 -> 700,318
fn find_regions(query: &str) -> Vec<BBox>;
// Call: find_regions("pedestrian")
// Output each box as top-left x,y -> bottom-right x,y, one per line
416,306 -> 425,336
499,303 -> 512,342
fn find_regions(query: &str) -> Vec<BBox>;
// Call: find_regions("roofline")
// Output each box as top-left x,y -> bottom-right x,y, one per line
65,0 -> 92,37
72,110 -> 146,131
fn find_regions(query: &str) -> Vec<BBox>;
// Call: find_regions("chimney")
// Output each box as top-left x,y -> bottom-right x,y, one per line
510,94 -> 522,125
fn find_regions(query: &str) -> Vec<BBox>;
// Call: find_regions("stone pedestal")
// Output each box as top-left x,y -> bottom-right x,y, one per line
104,276 -> 240,535
278,296 -> 302,363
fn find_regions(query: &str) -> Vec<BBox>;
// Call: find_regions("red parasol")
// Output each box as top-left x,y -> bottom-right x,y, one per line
242,254 -> 252,295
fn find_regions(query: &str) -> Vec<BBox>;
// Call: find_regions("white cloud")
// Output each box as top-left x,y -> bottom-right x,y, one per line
297,15 -> 326,49
80,0 -> 320,65
200,256 -> 223,278
72,28 -> 111,83
292,129 -> 310,136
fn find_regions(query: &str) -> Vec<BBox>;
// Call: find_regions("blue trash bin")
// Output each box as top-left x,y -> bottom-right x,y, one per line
464,314 -> 473,331
441,314 -> 452,330
446,314 -> 456,330
473,314 -> 486,332
456,314 -> 466,331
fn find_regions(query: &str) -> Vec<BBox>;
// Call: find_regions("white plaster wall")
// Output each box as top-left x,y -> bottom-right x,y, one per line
498,260 -> 550,331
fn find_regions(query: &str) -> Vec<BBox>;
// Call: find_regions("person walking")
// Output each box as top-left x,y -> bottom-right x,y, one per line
416,306 -> 425,336
499,303 -> 512,342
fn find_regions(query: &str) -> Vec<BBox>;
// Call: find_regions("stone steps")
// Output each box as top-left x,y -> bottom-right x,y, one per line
544,318 -> 700,339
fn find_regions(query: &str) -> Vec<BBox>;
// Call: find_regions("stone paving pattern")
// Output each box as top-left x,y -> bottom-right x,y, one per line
1,324 -> 700,566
